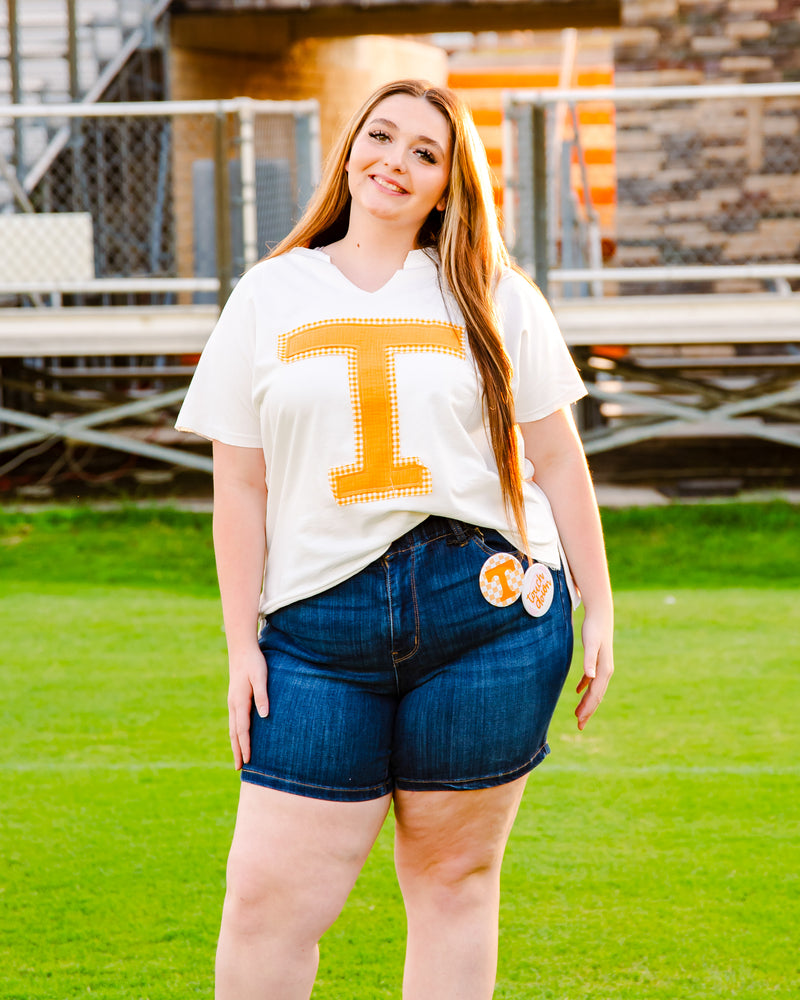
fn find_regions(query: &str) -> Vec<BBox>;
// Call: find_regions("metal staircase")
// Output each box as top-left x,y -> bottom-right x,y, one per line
0,0 -> 172,211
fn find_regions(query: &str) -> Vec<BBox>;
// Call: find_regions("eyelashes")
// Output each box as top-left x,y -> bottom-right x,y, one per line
366,130 -> 438,164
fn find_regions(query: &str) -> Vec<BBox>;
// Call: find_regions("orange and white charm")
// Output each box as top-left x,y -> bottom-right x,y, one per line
479,553 -> 524,607
521,563 -> 554,618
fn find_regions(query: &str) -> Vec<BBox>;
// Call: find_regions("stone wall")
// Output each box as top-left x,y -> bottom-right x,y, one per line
612,0 -> 800,290
616,0 -> 800,85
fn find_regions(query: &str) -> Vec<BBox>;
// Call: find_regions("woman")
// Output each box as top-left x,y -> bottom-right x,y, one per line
177,79 -> 613,1000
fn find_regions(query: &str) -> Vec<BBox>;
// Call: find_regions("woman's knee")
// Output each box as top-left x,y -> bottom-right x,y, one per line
393,783 -> 526,908
397,838 -> 500,898
395,821 -> 505,915
222,786 -> 390,940
222,838 -> 285,935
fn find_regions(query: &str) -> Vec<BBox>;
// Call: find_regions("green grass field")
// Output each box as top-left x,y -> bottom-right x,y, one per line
1,503 -> 798,999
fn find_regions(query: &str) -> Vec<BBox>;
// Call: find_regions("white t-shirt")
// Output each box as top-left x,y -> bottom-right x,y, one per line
176,247 -> 586,614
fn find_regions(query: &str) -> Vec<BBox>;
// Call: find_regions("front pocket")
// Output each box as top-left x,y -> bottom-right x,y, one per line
472,527 -> 523,560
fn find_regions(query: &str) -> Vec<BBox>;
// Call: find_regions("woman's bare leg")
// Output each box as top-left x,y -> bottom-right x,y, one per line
216,783 -> 391,1000
394,777 -> 528,1000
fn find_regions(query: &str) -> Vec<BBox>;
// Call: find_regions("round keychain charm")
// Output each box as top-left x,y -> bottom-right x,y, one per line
521,563 -> 555,617
479,553 -> 524,607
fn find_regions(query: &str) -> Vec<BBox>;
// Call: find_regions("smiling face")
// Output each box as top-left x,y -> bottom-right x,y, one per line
345,94 -> 452,240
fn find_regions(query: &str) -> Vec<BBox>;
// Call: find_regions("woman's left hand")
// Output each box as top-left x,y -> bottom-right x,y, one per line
519,411 -> 615,732
575,611 -> 614,730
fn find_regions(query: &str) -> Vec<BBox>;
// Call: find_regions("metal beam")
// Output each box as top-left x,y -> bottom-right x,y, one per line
551,264 -> 800,285
582,382 -> 800,454
67,0 -> 80,101
0,305 -> 218,357
7,0 -> 23,181
170,2 -> 621,49
552,294 -> 800,346
0,388 -> 213,471
214,108 -> 234,310
2,98 -> 320,119
508,81 -> 800,105
532,105 -> 549,298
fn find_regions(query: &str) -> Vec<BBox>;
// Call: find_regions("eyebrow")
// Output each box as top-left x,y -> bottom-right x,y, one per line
367,117 -> 446,154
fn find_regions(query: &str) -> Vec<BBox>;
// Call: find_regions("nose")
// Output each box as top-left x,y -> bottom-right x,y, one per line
383,147 -> 406,171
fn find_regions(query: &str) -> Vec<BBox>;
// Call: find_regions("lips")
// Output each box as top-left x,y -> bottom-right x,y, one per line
370,174 -> 409,195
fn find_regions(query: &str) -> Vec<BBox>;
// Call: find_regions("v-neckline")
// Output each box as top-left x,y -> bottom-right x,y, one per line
301,247 -> 430,295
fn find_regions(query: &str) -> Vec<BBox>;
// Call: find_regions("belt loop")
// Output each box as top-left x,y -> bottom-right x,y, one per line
446,518 -> 472,546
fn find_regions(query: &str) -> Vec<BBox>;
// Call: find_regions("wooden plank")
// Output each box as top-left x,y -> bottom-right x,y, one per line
631,354 -> 800,369
552,294 -> 800,346
1,296 -> 796,360
0,305 -> 218,357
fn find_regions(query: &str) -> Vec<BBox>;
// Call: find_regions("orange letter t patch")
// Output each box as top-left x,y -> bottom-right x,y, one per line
279,319 -> 465,504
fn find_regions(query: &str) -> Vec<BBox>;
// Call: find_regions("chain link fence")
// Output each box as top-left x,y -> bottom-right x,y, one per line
503,82 -> 800,297
0,98 -> 319,306
502,82 -> 800,489
0,99 -> 319,497
2,89 -> 798,494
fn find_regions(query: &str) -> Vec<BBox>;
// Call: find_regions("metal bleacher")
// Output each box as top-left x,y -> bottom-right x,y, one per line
0,10 -> 798,487
0,2 -> 214,477
504,81 -> 800,466
0,3 -> 322,483
0,0 -> 172,201
0,95 -> 319,479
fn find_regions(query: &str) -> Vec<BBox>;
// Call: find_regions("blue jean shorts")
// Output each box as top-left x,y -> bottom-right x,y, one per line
244,516 -> 574,802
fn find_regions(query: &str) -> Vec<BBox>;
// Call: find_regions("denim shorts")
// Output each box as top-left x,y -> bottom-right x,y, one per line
244,516 -> 574,802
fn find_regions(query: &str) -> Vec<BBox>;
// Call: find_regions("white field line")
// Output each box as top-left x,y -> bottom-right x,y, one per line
0,760 -> 231,772
545,763 -> 800,775
0,761 -> 797,775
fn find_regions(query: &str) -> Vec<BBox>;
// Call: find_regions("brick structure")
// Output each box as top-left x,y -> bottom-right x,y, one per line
445,32 -> 617,251
166,0 -> 800,289
616,0 -> 800,84
168,34 -> 447,279
613,0 -> 800,289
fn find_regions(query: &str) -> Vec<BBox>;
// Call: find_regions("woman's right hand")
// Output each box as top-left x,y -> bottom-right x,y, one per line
227,645 -> 269,770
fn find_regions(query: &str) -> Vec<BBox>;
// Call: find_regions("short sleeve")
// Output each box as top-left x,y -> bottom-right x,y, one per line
496,268 -> 587,423
175,270 -> 262,447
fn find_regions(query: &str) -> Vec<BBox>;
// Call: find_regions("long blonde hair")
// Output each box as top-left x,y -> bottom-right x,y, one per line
270,80 -> 528,549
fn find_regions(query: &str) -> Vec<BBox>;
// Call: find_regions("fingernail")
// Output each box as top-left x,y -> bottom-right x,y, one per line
258,706 -> 268,718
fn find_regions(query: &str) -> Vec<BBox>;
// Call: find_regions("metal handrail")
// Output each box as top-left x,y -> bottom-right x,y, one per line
506,81 -> 800,105
550,265 -> 800,285
0,278 -> 220,295
503,82 -> 800,295
0,98 -> 322,118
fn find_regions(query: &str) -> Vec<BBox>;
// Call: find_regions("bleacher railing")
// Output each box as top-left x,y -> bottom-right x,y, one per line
0,98 -> 320,311
2,0 -> 174,193
503,81 -> 800,299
